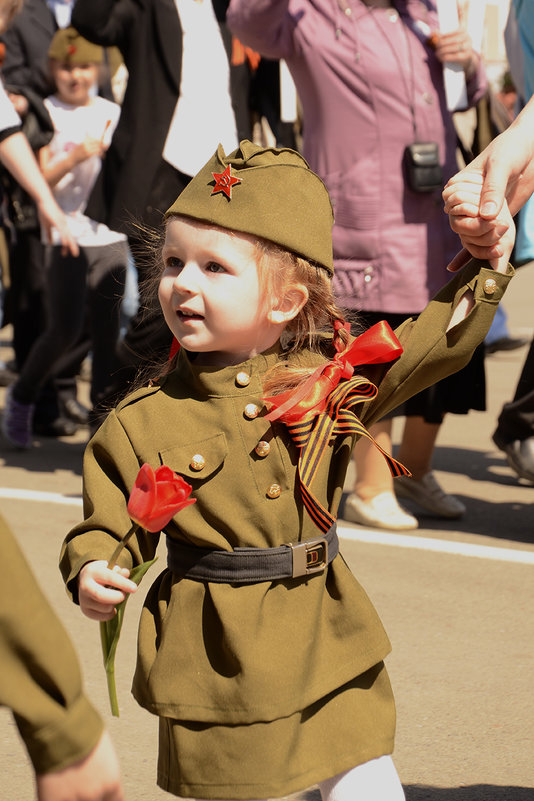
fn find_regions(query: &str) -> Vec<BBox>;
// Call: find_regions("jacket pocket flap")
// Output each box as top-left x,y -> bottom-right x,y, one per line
159,433 -> 227,480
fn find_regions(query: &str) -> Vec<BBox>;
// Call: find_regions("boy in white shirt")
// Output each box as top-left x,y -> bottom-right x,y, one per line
3,27 -> 128,448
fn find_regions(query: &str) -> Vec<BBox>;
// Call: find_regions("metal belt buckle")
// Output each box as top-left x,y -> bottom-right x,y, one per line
290,537 -> 328,578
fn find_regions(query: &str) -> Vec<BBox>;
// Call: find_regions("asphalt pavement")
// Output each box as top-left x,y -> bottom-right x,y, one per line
0,263 -> 533,801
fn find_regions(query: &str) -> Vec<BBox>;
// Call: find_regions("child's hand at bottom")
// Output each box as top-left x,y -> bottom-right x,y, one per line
78,561 -> 137,621
443,171 -> 515,273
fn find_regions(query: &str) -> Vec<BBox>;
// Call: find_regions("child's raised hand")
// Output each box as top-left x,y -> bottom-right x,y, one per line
78,560 -> 137,621
443,171 -> 515,274
72,136 -> 108,165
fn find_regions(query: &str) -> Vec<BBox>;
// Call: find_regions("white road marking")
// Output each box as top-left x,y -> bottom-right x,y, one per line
338,524 -> 534,565
1,487 -> 532,564
0,487 -> 83,507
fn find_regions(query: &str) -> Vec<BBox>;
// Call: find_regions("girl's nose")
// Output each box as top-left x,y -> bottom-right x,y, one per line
172,262 -> 198,294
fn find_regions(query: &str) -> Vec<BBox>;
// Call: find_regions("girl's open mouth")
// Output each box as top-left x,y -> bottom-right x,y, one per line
177,310 -> 203,321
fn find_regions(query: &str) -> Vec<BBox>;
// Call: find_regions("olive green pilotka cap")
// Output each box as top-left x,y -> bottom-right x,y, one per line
48,26 -> 103,65
165,140 -> 335,275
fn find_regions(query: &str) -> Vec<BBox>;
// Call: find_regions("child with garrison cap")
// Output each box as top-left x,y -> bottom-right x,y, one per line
2,27 -> 128,448
60,141 -> 514,800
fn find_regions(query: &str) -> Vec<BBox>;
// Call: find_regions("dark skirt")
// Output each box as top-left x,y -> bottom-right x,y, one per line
156,662 -> 395,799
352,310 -> 486,424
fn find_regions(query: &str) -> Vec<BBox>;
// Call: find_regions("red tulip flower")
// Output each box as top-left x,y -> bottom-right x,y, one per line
127,463 -> 196,532
102,463 -> 195,716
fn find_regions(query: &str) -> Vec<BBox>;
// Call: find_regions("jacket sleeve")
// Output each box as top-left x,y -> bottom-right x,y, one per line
1,21 -> 35,90
227,0 -> 296,60
59,407 -> 161,602
360,259 -> 514,427
0,514 -> 103,775
71,0 -> 137,52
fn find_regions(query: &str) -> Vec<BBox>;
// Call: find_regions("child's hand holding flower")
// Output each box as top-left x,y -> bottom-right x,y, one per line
96,463 -> 195,716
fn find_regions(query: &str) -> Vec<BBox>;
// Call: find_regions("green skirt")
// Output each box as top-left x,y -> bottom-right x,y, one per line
156,661 -> 395,799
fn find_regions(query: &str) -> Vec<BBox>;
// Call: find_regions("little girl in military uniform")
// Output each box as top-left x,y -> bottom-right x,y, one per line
60,141 -> 514,800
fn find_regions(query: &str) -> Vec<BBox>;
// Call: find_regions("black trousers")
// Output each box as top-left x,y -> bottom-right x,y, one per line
111,160 -> 191,399
6,227 -> 85,423
14,241 -> 127,409
495,337 -> 534,442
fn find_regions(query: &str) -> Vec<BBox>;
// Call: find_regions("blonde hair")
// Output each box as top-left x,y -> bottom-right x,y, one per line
254,238 -> 349,397
149,216 -> 350,396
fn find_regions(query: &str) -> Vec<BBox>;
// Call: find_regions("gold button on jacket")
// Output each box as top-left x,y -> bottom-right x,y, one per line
236,371 -> 251,387
255,440 -> 271,458
189,454 -> 205,471
244,402 -> 260,419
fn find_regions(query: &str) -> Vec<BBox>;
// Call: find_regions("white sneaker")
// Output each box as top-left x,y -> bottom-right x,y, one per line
343,491 -> 418,531
394,471 -> 465,519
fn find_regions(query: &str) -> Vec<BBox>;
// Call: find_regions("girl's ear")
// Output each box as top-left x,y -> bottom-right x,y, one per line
268,284 -> 309,324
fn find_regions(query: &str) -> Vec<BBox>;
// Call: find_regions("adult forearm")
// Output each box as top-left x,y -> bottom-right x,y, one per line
227,0 -> 293,60
0,131 -> 55,206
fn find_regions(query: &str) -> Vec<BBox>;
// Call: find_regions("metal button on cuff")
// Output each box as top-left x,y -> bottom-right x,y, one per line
483,277 -> 497,295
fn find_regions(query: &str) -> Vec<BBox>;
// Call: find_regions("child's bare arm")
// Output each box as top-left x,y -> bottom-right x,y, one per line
78,561 -> 137,622
39,136 -> 108,188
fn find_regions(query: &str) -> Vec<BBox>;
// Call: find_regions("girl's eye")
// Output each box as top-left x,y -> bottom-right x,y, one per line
164,256 -> 183,271
206,262 -> 226,273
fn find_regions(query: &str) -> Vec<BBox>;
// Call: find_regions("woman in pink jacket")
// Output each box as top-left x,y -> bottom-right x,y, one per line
228,0 -> 487,529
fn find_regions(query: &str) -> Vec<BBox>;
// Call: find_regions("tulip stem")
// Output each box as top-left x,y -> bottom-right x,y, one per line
100,621 -> 120,717
107,523 -> 139,570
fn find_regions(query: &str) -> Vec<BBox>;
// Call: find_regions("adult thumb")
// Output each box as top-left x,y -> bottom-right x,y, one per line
479,167 -> 507,220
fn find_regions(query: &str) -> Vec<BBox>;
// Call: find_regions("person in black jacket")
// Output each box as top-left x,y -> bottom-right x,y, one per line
1,0 -> 90,434
71,0 -> 254,407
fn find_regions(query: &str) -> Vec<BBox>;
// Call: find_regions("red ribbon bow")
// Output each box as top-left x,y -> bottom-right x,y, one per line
264,320 -> 403,424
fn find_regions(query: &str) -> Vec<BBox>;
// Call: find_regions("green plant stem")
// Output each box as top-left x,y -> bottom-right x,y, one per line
100,621 -> 120,717
107,522 -> 139,569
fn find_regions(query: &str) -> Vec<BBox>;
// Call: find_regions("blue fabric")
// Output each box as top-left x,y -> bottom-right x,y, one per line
513,0 -> 534,264
485,303 -> 510,345
515,195 -> 534,264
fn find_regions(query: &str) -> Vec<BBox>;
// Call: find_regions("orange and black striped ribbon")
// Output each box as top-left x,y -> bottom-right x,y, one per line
286,374 -> 411,534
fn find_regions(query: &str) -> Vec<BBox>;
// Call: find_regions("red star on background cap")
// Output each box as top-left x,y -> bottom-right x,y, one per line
211,164 -> 242,199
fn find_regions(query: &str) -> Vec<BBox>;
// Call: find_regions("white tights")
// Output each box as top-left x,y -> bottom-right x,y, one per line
207,755 -> 405,801
317,755 -> 405,801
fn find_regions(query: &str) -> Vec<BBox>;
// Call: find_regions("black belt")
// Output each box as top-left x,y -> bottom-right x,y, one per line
166,523 -> 338,584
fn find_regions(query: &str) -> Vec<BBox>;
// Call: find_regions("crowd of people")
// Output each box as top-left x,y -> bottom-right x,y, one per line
0,1 -> 533,800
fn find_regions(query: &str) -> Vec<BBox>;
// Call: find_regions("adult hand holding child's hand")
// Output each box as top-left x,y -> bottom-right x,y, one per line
443,171 -> 515,274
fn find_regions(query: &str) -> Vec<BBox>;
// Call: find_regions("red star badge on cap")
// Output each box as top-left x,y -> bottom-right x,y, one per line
211,164 -> 242,199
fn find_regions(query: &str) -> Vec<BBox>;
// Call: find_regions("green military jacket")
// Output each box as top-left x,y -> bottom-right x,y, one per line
0,513 -> 103,774
60,259 -> 512,725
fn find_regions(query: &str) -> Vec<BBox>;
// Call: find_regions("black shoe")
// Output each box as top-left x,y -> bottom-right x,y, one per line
0,366 -> 18,386
485,336 -> 529,355
493,431 -> 534,483
60,397 -> 90,425
33,416 -> 78,437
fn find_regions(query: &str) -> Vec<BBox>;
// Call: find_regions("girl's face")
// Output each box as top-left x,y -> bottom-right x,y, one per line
159,217 -> 290,367
51,61 -> 98,106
